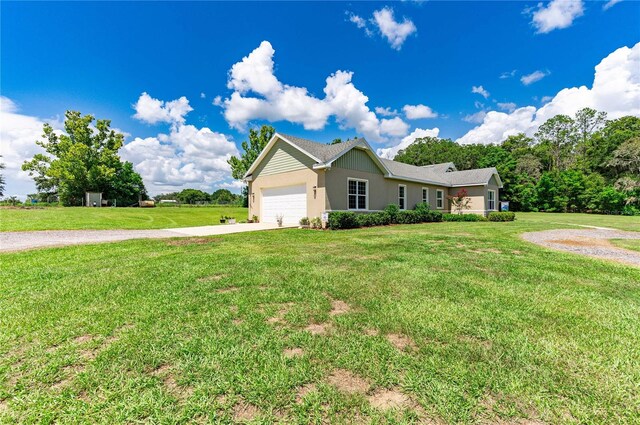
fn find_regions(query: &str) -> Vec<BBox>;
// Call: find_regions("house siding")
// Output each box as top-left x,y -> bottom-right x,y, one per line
333,148 -> 383,175
253,140 -> 316,177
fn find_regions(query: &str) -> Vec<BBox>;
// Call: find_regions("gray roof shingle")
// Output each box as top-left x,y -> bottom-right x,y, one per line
276,133 -> 498,186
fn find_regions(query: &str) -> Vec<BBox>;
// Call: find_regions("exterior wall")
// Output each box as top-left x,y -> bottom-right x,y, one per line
324,166 -> 450,212
253,140 -> 315,177
333,148 -> 383,174
447,176 -> 500,216
248,168 -> 325,221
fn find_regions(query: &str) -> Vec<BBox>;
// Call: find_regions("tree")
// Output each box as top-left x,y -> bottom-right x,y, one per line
534,115 -> 576,171
176,189 -> 210,204
228,125 -> 275,180
211,188 -> 236,204
22,111 -> 146,206
0,155 -> 5,197
448,188 -> 471,214
330,138 -> 343,145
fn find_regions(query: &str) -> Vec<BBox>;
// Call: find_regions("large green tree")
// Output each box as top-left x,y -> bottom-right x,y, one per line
22,111 -> 146,206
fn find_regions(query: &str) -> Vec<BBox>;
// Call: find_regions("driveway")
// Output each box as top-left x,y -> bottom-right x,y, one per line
522,228 -> 640,266
0,223 -> 292,253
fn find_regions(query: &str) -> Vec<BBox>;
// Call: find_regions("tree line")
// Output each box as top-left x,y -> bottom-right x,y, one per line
153,188 -> 243,205
394,109 -> 639,215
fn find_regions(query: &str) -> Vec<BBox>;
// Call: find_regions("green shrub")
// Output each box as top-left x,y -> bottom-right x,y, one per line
384,204 -> 400,223
442,213 -> 488,222
356,213 -> 375,227
310,217 -> 322,229
414,202 -> 443,222
299,217 -> 310,226
327,211 -> 359,230
396,210 -> 422,224
488,212 -> 516,222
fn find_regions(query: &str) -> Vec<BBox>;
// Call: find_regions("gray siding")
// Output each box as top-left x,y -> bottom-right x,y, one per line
254,140 -> 316,177
333,148 -> 383,175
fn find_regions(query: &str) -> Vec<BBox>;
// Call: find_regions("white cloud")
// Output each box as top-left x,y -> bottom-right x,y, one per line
372,7 -> 417,50
603,0 -> 623,10
521,70 -> 550,85
212,95 -> 222,106
403,104 -> 438,119
375,106 -> 398,117
0,97 -> 68,198
540,95 -> 553,104
457,42 -> 640,145
380,117 -> 410,137
530,0 -> 584,34
200,92 -> 206,99
133,92 -> 193,125
220,41 -> 411,142
497,102 -> 517,113
377,127 -> 440,159
463,111 -> 487,124
348,12 -> 373,37
472,85 -> 490,99
500,70 -> 517,79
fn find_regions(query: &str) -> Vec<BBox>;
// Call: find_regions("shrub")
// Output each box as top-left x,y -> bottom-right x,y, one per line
371,211 -> 392,226
396,210 -> 422,224
442,213 -> 488,222
488,212 -> 516,222
310,217 -> 323,229
299,217 -> 310,226
384,204 -> 400,223
327,211 -> 359,230
356,213 -> 375,227
414,202 -> 442,222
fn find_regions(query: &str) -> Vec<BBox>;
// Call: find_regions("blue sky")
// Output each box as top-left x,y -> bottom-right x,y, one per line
1,1 -> 639,196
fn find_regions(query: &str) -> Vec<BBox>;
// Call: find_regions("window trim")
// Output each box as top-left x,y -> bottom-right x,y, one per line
398,184 -> 407,210
421,187 -> 429,205
436,189 -> 444,210
488,189 -> 496,211
347,178 -> 368,211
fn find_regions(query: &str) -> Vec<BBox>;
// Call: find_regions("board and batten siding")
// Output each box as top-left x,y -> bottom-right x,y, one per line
333,148 -> 383,175
253,140 -> 316,177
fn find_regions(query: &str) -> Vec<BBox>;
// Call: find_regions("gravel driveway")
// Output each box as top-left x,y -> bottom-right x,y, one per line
0,223 -> 288,252
522,228 -> 640,266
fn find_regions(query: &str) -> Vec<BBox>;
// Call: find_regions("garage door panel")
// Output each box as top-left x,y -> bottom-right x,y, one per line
262,184 -> 307,224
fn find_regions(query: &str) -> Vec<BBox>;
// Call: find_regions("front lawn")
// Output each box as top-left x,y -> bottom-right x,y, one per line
0,206 -> 248,232
1,214 -> 639,423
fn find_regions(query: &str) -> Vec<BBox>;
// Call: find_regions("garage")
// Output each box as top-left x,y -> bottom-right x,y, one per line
261,184 -> 307,224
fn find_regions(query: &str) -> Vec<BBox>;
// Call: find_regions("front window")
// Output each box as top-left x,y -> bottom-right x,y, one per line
422,187 -> 429,204
436,190 -> 444,209
348,179 -> 367,210
398,185 -> 406,210
488,190 -> 496,211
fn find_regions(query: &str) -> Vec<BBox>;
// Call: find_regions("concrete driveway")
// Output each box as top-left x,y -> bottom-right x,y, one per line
0,223 -> 293,253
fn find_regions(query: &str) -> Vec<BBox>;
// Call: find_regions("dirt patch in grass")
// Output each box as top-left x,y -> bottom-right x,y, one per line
550,237 -> 612,248
151,364 -> 193,400
326,369 -> 370,394
295,383 -> 317,403
469,248 -> 502,254
232,318 -> 243,326
166,237 -> 222,246
51,365 -> 83,390
368,388 -> 411,411
364,328 -> 379,336
73,335 -> 94,344
233,402 -> 260,422
283,348 -> 304,358
386,333 -> 417,351
267,302 -> 294,325
305,323 -> 331,335
329,299 -> 351,316
215,286 -> 240,294
197,274 -> 227,283
459,335 -> 493,349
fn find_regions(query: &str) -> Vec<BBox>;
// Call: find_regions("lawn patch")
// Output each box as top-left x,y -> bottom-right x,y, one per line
326,369 -> 370,394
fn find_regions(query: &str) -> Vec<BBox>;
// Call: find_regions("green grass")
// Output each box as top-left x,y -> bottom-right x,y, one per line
516,211 -> 640,232
611,239 -> 640,252
1,213 -> 639,423
0,206 -> 248,232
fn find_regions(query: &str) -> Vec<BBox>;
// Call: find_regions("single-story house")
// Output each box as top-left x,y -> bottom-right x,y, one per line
244,133 -> 502,224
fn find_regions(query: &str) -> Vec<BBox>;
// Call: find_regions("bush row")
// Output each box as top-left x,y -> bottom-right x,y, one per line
488,211 -> 516,221
328,203 -> 443,230
442,213 -> 488,222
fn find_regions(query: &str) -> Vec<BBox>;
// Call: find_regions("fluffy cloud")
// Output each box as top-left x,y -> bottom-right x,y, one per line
375,106 -> 398,117
603,0 -> 623,10
377,127 -> 440,159
521,70 -> 550,85
457,42 -> 640,145
472,85 -> 490,99
0,97 -> 63,197
530,0 -> 584,34
133,92 -> 193,125
403,104 -> 438,119
128,93 -> 239,194
219,41 -> 411,142
497,102 -> 517,113
372,7 -> 417,50
463,111 -> 488,124
347,12 -> 373,37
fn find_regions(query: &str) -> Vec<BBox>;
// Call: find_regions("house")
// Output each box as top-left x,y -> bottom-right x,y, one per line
243,133 -> 502,224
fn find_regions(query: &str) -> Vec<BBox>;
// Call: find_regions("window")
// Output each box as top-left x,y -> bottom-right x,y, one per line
436,190 -> 444,209
488,190 -> 496,211
422,187 -> 429,204
398,185 -> 406,210
348,178 -> 367,210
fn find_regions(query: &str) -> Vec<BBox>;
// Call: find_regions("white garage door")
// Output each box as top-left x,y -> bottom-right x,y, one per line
262,184 -> 307,224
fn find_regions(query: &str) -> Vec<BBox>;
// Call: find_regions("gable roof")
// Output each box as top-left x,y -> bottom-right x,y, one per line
244,133 -> 502,187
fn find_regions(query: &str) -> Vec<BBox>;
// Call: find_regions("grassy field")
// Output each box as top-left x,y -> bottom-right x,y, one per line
611,239 -> 640,252
0,206 -> 248,232
516,212 -> 640,232
1,213 -> 639,423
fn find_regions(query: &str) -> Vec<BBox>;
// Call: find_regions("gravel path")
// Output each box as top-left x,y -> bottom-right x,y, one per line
0,223 -> 287,252
522,228 -> 640,266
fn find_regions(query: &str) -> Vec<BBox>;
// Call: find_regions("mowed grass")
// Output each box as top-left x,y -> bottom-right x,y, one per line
611,239 -> 640,252
0,206 -> 248,232
516,212 -> 640,232
1,214 -> 639,424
